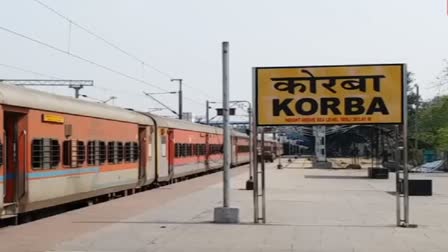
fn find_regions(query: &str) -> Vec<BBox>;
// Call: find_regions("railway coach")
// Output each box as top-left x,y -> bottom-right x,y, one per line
0,84 -> 255,221
0,84 -> 155,220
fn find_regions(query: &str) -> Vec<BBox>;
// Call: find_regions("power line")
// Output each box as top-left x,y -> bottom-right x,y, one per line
0,25 -> 170,93
32,0 -> 174,80
32,0 -> 219,103
183,82 -> 220,100
0,63 -> 63,79
0,62 -> 205,109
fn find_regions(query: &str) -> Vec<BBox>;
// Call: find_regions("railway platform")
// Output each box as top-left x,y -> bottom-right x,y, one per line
2,158 -> 448,251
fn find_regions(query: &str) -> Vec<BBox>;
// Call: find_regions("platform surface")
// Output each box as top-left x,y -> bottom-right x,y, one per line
2,158 -> 448,251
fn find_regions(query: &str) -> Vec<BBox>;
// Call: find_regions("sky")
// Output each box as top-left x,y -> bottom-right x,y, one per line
0,0 -> 447,119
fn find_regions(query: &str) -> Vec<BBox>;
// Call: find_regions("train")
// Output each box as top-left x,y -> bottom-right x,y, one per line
0,84 -> 281,220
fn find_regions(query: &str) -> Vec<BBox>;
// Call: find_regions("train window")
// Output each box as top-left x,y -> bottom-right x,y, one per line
32,138 -> 60,169
211,144 -> 222,154
50,139 -> 60,167
194,144 -> 200,156
107,142 -> 116,164
124,142 -> 131,162
99,141 -> 106,164
78,141 -> 85,165
180,143 -> 186,157
178,143 -> 182,157
175,143 -> 179,158
132,142 -> 139,162
186,144 -> 191,156
87,141 -> 104,165
87,141 -> 96,165
202,144 -> 206,155
196,144 -> 200,155
117,142 -> 124,162
237,145 -> 250,153
63,140 -> 85,168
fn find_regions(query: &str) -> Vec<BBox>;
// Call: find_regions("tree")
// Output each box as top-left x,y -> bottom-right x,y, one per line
406,72 -> 420,149
418,95 -> 448,149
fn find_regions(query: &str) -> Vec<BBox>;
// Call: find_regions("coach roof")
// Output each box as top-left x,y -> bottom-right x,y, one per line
146,113 -> 222,134
0,84 -> 153,125
146,113 -> 251,138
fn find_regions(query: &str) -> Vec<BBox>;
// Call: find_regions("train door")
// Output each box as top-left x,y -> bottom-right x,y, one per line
145,126 -> 156,184
232,137 -> 237,165
3,110 -> 27,204
138,126 -> 147,186
167,129 -> 174,180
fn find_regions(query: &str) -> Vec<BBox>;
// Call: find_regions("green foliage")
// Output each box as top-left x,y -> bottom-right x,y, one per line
406,72 -> 420,142
417,95 -> 448,150
437,127 -> 448,151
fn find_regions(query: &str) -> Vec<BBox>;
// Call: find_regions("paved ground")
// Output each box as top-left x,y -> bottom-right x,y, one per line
2,158 -> 448,252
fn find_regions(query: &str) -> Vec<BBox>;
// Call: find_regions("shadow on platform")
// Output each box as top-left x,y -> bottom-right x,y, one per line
73,220 -> 395,228
304,175 -> 368,180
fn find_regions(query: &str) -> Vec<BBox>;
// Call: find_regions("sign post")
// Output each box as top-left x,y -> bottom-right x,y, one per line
253,64 -> 409,226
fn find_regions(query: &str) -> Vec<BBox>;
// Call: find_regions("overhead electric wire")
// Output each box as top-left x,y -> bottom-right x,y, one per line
32,0 -> 219,103
32,0 -> 174,80
1,3 -> 221,109
0,62 -> 63,79
0,25 -> 174,94
0,64 -> 203,116
183,82 -> 220,100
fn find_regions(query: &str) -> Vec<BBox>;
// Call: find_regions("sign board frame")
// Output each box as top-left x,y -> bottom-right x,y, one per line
251,63 -> 411,227
254,63 -> 405,126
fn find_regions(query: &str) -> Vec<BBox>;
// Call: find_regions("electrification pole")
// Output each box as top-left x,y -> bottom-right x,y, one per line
206,100 -> 210,125
171,78 -> 183,119
222,42 -> 231,209
214,41 -> 239,223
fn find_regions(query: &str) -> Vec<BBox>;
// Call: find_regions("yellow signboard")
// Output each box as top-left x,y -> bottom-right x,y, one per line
42,114 -> 65,124
255,64 -> 404,126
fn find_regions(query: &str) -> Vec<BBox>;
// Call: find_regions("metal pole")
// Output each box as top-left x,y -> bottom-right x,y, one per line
277,129 -> 282,169
395,125 -> 401,226
222,41 -> 230,208
206,100 -> 210,125
179,80 -> 183,119
71,85 -> 82,98
415,84 -> 419,152
248,106 -> 253,179
261,128 -> 266,223
403,65 -> 410,226
171,78 -> 183,119
252,68 -> 259,223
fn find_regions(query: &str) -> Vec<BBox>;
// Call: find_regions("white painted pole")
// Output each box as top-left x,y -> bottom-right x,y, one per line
222,41 -> 230,208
